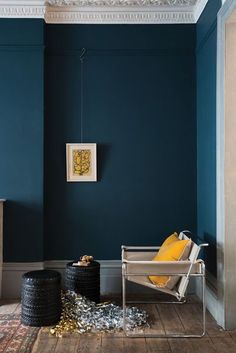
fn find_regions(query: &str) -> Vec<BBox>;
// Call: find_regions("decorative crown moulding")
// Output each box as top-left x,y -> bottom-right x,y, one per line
0,0 -> 209,23
44,8 -> 195,24
46,0 -> 198,6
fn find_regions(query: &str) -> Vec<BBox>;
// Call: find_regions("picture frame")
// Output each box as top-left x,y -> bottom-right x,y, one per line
66,143 -> 97,182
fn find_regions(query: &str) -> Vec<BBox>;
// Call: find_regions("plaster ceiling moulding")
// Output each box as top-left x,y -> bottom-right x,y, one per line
44,9 -> 195,24
46,0 -> 198,6
0,1 -> 45,18
44,0 -> 198,24
0,0 -> 209,23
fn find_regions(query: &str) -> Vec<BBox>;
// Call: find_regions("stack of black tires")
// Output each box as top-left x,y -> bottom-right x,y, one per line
65,261 -> 100,303
21,270 -> 61,327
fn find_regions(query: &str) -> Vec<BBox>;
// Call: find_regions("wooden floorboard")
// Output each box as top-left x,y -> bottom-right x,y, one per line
123,337 -> 146,353
0,300 -> 19,314
1,298 -> 236,353
32,332 -> 58,353
168,338 -> 195,353
210,337 -> 236,353
182,302 -> 229,338
191,338 -> 217,353
157,304 -> 185,336
139,304 -> 166,336
76,335 -> 101,353
145,338 -> 170,352
101,336 -> 123,353
228,330 -> 236,341
55,336 -> 79,353
174,303 -> 204,336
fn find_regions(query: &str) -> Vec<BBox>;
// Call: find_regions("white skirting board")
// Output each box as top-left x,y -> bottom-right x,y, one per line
2,260 -> 196,299
195,273 -> 219,324
2,262 -> 44,299
44,260 -> 122,297
2,260 -> 122,299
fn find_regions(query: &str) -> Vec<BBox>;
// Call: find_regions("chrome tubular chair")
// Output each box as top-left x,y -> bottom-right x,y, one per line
121,231 -> 208,338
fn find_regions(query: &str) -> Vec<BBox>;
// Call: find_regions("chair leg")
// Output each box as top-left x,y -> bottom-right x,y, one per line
202,264 -> 206,337
122,269 -> 127,335
122,274 -> 206,338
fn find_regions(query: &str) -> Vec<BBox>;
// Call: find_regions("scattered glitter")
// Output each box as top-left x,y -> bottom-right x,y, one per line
50,291 -> 148,337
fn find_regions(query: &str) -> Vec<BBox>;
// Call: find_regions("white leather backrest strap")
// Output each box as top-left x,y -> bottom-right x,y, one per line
177,231 -> 201,298
179,232 -> 201,262
189,242 -> 201,262
179,230 -> 191,241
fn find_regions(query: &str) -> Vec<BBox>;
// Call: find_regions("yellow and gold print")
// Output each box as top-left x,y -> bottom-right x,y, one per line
72,149 -> 91,176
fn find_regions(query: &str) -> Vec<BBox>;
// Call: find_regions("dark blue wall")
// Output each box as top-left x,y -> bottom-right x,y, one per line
44,25 -> 196,260
0,20 -> 44,261
0,22 -> 197,261
196,0 -> 221,276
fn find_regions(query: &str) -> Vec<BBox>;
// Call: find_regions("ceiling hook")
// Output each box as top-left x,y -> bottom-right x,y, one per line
80,48 -> 86,62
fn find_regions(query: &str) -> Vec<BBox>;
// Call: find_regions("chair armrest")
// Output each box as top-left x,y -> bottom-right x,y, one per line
123,259 -> 199,265
122,245 -> 161,250
121,246 -> 159,262
199,243 -> 209,248
122,243 -> 208,251
122,259 -> 204,276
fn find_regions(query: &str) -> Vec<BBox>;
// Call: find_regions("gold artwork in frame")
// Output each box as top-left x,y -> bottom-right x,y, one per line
66,143 -> 97,182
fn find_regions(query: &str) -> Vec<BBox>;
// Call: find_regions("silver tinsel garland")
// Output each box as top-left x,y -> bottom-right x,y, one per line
50,291 -> 148,337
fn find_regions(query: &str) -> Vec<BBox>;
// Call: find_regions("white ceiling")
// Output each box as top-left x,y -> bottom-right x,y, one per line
0,0 -> 209,24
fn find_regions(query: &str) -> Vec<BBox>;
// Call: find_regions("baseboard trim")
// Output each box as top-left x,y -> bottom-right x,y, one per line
2,260 -> 197,299
2,260 -> 121,299
45,259 -> 122,296
205,285 -> 219,323
2,262 -> 44,299
195,274 -> 220,326
44,259 -> 121,269
3,262 -> 44,271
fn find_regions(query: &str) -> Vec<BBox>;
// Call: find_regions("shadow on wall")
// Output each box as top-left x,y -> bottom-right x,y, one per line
3,200 -> 43,262
97,144 -> 112,181
199,232 -> 217,279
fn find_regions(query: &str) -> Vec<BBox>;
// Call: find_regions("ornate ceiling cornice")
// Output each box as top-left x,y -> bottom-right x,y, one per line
46,0 -> 197,6
0,0 -> 209,23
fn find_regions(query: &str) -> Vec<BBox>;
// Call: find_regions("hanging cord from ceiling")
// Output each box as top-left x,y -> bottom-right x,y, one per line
80,48 -> 86,143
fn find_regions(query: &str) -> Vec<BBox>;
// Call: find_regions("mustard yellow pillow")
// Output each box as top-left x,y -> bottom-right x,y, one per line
149,237 -> 191,289
157,232 -> 178,256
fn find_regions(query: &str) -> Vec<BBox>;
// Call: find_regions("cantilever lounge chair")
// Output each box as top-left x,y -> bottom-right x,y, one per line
121,231 -> 208,338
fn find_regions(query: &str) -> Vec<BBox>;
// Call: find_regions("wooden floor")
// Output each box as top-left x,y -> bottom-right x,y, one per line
1,298 -> 236,353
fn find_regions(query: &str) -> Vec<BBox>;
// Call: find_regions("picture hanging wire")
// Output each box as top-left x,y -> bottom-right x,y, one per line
80,48 -> 86,143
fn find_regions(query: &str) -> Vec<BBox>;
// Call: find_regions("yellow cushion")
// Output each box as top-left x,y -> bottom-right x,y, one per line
157,232 -> 178,256
149,236 -> 191,288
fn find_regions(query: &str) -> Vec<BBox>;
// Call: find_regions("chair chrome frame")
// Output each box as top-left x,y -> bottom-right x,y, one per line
122,243 -> 208,338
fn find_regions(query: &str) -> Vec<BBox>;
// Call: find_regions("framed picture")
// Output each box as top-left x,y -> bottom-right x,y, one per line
66,143 -> 97,182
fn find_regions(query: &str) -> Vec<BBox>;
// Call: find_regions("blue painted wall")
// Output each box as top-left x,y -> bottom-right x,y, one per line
0,20 -> 44,261
0,3 -> 223,265
0,22 -> 197,261
44,25 -> 197,260
196,0 -> 221,276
